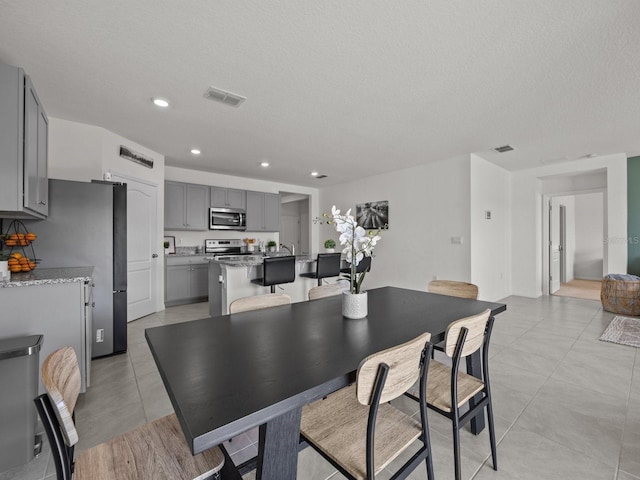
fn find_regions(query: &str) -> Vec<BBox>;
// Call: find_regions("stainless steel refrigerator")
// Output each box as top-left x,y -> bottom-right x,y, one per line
24,179 -> 127,357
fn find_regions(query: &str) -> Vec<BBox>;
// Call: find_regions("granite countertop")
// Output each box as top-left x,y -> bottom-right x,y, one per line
1,266 -> 94,288
213,254 -> 316,267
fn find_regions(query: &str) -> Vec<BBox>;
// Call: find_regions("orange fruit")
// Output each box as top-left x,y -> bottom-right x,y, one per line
21,265 -> 31,272
10,252 -> 22,259
18,258 -> 28,265
19,239 -> 29,246
10,265 -> 22,272
4,240 -> 16,246
7,258 -> 19,266
16,233 -> 25,239
9,234 -> 18,241
25,232 -> 36,241
28,262 -> 36,269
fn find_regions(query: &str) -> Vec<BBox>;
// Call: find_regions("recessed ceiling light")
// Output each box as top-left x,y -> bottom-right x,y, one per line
152,97 -> 169,108
310,171 -> 319,176
260,161 -> 270,167
190,149 -> 201,155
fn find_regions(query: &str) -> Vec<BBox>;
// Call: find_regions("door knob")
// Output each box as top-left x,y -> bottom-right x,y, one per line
152,253 -> 158,258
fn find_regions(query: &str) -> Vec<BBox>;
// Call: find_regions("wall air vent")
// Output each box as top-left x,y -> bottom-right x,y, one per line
494,145 -> 514,153
315,174 -> 328,179
204,86 -> 246,107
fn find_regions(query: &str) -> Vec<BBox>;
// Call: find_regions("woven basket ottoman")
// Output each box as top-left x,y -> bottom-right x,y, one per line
601,274 -> 640,316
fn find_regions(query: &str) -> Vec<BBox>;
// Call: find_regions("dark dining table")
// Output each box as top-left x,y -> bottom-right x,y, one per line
145,286 -> 506,480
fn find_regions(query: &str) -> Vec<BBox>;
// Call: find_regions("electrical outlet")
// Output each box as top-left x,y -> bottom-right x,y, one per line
96,329 -> 104,343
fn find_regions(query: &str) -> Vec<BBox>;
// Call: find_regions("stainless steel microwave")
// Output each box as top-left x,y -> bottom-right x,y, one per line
209,207 -> 246,230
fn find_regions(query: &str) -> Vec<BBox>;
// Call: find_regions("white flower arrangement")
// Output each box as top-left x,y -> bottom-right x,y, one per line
326,205 -> 382,294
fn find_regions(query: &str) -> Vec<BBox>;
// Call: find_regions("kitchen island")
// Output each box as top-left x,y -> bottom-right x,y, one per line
208,255 -> 340,316
0,267 -> 94,392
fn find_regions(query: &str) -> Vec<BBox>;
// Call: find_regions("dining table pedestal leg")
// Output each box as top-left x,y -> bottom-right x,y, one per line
256,406 -> 302,480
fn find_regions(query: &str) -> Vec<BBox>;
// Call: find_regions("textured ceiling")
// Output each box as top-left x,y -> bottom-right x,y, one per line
1,1 -> 639,187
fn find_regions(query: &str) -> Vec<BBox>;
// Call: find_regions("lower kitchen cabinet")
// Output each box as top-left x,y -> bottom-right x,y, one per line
0,277 -> 92,393
165,256 -> 209,306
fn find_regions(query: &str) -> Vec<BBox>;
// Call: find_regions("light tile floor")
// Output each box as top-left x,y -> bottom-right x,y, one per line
2,295 -> 639,480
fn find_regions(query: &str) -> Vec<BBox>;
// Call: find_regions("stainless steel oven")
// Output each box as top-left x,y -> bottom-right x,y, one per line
209,207 -> 246,231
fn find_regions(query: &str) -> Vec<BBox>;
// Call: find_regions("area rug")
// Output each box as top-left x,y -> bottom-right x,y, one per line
599,316 -> 640,347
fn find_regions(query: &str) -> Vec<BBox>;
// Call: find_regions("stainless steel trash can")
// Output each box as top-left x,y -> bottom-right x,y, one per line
0,335 -> 43,471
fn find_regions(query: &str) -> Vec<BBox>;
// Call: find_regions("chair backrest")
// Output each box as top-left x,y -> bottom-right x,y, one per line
428,280 -> 478,300
356,255 -> 372,273
229,293 -> 291,313
308,281 -> 347,300
263,255 -> 296,286
444,309 -> 491,358
40,347 -> 81,446
356,331 -> 431,405
315,253 -> 342,279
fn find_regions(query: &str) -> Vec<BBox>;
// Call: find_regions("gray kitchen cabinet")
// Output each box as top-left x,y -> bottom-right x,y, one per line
0,61 -> 48,219
246,191 -> 281,231
165,256 -> 209,306
210,186 -> 246,209
164,181 -> 209,230
0,279 -> 91,393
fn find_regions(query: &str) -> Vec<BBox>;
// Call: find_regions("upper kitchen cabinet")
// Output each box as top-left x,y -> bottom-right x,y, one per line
246,191 -> 280,231
164,181 -> 209,230
0,61 -> 49,219
210,187 -> 246,209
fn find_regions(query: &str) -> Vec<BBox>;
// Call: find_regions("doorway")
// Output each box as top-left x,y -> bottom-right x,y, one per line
111,173 -> 159,321
280,193 -> 310,254
547,191 -> 604,300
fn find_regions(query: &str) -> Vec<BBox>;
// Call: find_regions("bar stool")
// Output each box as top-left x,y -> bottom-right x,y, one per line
300,253 -> 342,286
340,255 -> 372,278
251,255 -> 296,293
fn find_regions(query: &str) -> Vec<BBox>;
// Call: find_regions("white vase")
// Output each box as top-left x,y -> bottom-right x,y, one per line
342,291 -> 368,319
325,248 -> 335,253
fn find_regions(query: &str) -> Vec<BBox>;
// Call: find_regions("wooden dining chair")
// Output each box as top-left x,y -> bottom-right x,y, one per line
427,280 -> 479,354
428,279 -> 479,299
33,347 -> 225,480
414,309 -> 497,480
300,332 -> 434,480
229,293 -> 291,313
308,281 -> 348,300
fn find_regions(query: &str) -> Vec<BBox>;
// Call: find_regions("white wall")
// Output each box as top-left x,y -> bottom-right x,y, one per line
511,154 -> 626,297
574,192 -> 604,279
470,154 -> 511,301
164,166 -> 320,251
48,117 -> 166,311
319,155 -> 472,293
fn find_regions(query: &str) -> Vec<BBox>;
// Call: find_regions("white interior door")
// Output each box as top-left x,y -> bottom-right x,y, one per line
549,200 -> 561,293
112,174 -> 158,321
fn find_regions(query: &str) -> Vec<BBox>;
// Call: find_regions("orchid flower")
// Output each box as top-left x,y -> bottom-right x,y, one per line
328,205 -> 383,294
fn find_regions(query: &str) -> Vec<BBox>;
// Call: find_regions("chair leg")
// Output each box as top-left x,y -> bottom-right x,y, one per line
270,285 -> 276,293
452,420 -> 462,480
487,400 -> 498,470
425,444 -> 435,480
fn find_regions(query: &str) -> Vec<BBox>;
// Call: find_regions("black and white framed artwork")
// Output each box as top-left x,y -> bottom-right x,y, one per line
356,201 -> 389,229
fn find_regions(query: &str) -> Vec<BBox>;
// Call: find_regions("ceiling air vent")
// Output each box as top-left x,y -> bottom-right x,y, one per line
204,86 -> 246,107
494,145 -> 514,153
